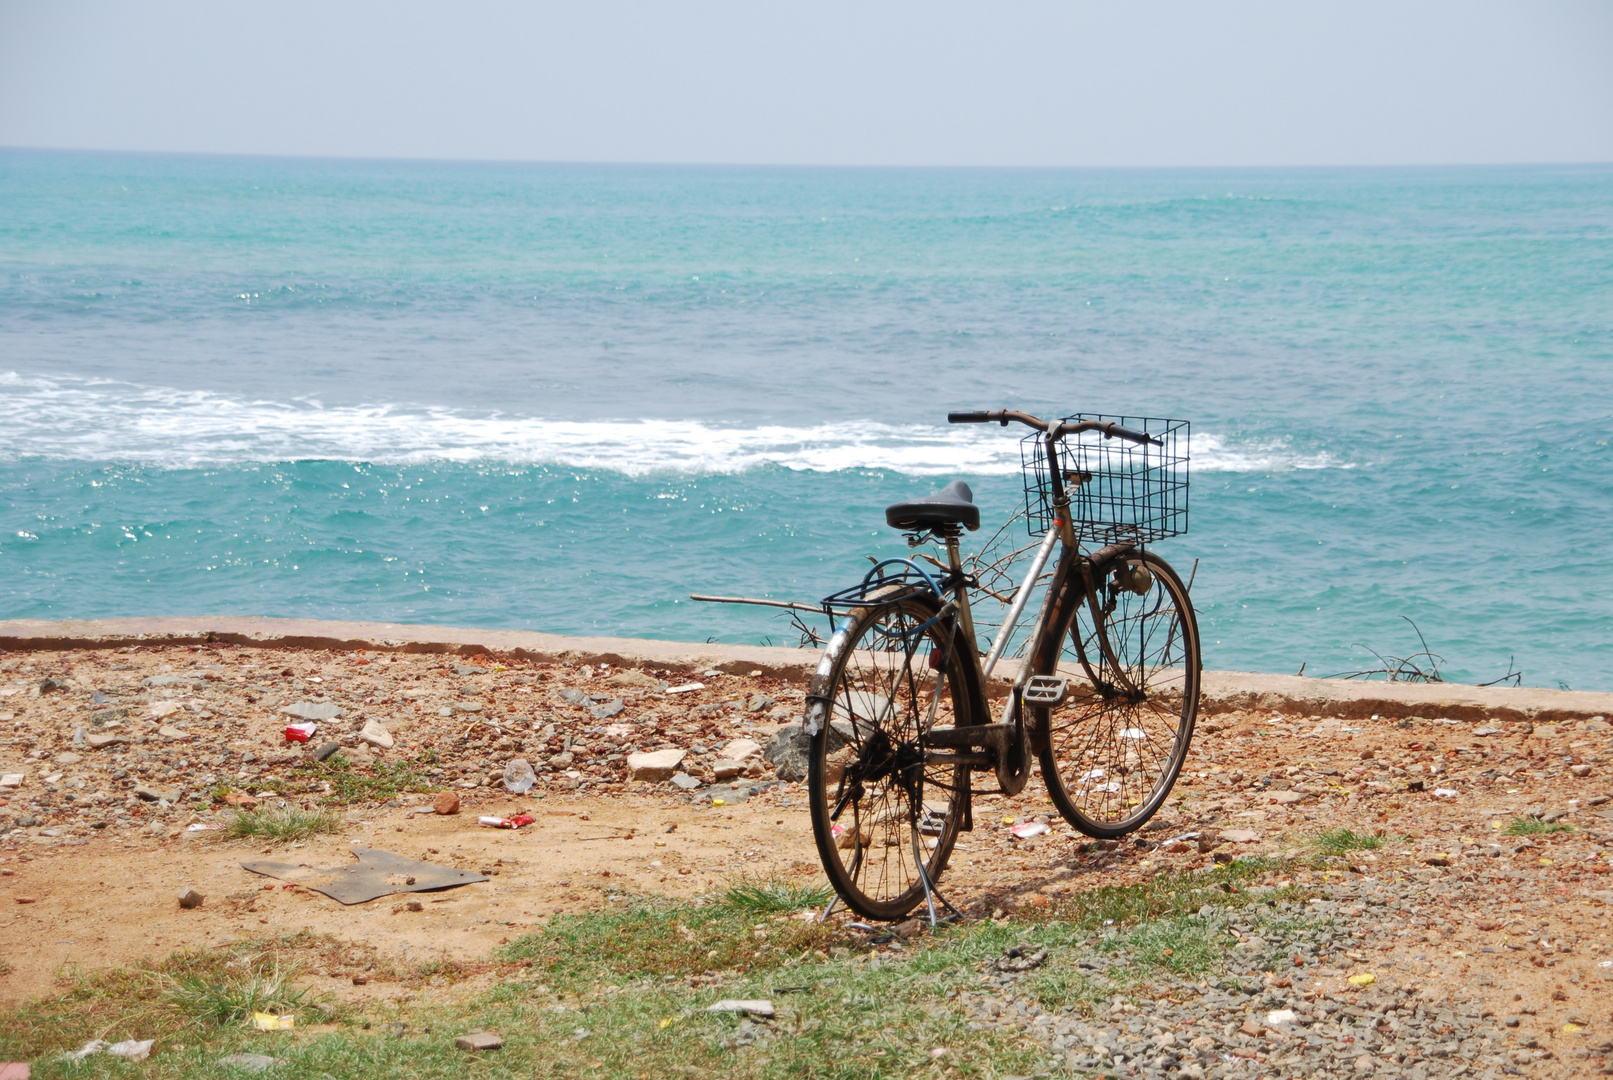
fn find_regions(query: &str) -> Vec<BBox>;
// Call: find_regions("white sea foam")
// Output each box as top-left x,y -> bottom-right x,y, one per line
0,371 -> 1346,475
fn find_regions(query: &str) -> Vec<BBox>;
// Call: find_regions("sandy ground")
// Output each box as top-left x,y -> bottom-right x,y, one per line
3,640 -> 1613,1066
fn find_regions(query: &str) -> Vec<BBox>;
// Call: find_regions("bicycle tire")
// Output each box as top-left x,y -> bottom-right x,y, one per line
1033,548 -> 1200,839
806,593 -> 970,921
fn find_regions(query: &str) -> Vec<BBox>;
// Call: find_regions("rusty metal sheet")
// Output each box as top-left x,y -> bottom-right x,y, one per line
241,845 -> 487,905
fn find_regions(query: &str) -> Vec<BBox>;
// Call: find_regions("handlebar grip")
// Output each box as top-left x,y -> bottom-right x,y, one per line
947,411 -> 995,424
1100,422 -> 1160,446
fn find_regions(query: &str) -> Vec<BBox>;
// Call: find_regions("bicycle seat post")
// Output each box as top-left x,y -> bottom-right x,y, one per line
937,525 -> 980,673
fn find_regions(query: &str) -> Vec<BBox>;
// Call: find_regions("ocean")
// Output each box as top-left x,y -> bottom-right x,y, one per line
1,150 -> 1609,690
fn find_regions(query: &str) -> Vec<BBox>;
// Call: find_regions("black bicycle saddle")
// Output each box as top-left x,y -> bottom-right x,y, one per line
884,480 -> 980,532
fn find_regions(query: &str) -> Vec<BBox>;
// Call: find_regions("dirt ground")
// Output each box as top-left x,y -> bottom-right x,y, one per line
3,642 -> 1613,1053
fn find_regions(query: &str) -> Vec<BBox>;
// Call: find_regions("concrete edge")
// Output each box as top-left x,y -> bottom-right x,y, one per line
2,615 -> 1610,725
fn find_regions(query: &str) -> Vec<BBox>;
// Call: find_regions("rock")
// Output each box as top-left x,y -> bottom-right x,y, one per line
280,701 -> 341,721
589,699 -> 625,720
90,706 -> 127,725
745,695 -> 776,713
134,785 -> 179,803
604,669 -> 665,690
150,701 -> 184,719
1542,806 -> 1570,823
666,682 -> 704,694
627,748 -> 686,782
222,793 -> 259,809
451,663 -> 487,676
217,1053 -> 282,1073
764,725 -> 811,782
0,774 -> 23,791
177,887 -> 205,909
502,758 -> 536,793
52,752 -> 82,766
558,688 -> 592,706
312,740 -> 342,762
451,701 -> 483,713
454,1032 -> 504,1052
547,751 -> 574,768
85,733 -> 126,750
1267,790 -> 1306,804
671,772 -> 701,790
433,792 -> 461,815
158,725 -> 191,741
712,759 -> 747,781
357,720 -> 394,749
1220,829 -> 1260,843
706,1000 -> 774,1018
720,738 -> 763,761
894,918 -> 922,939
1571,764 -> 1593,777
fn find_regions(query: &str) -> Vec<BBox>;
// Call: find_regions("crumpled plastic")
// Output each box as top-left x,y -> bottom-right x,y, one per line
69,1039 -> 154,1061
502,758 -> 537,793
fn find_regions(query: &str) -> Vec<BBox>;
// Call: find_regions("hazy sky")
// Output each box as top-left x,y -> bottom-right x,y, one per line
2,1 -> 1610,167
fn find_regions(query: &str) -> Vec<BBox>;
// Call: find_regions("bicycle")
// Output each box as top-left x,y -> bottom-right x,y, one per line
804,409 -> 1200,921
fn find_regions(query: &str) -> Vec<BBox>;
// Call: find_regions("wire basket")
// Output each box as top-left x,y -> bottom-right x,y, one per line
1020,415 -> 1189,543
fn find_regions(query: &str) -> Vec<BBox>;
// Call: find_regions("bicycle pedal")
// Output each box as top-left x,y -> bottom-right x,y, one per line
1023,675 -> 1069,707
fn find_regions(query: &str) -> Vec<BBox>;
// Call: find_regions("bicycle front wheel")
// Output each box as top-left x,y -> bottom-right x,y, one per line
1034,549 -> 1200,839
807,594 -> 970,921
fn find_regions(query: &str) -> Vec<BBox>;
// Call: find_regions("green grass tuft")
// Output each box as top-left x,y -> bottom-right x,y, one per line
718,878 -> 833,915
224,805 -> 341,842
1309,827 -> 1387,855
305,751 -> 441,804
1506,817 -> 1572,835
163,958 -> 315,1028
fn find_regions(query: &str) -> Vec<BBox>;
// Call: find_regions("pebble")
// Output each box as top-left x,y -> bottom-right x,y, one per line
177,887 -> 205,909
454,1032 -> 504,1052
433,791 -> 461,815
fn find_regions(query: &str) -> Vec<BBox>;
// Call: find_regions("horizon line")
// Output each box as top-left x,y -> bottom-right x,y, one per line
4,143 -> 1611,172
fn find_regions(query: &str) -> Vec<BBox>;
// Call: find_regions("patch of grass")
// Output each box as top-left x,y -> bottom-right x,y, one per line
163,958 -> 316,1028
1100,914 -> 1226,977
1,861 -> 1319,1079
224,805 -> 341,842
1506,816 -> 1572,835
719,878 -> 833,915
1310,827 -> 1388,855
497,893 -> 841,988
307,751 -> 440,804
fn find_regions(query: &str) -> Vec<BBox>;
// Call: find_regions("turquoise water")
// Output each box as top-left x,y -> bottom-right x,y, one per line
2,150 -> 1610,688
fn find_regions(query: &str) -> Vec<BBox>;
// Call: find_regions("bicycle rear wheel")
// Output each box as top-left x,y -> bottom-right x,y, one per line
1034,549 -> 1199,839
807,593 -> 970,921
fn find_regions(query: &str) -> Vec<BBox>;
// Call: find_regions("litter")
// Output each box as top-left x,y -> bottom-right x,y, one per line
666,682 -> 704,694
186,822 -> 223,832
502,758 -> 537,793
69,1039 -> 154,1062
283,722 -> 316,743
705,999 -> 775,1017
1434,788 -> 1459,798
241,845 -> 487,905
478,814 -> 536,829
252,1012 -> 294,1031
1008,821 -> 1051,839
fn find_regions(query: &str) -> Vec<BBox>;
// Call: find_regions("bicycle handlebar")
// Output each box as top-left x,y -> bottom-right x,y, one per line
947,410 -> 1160,446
